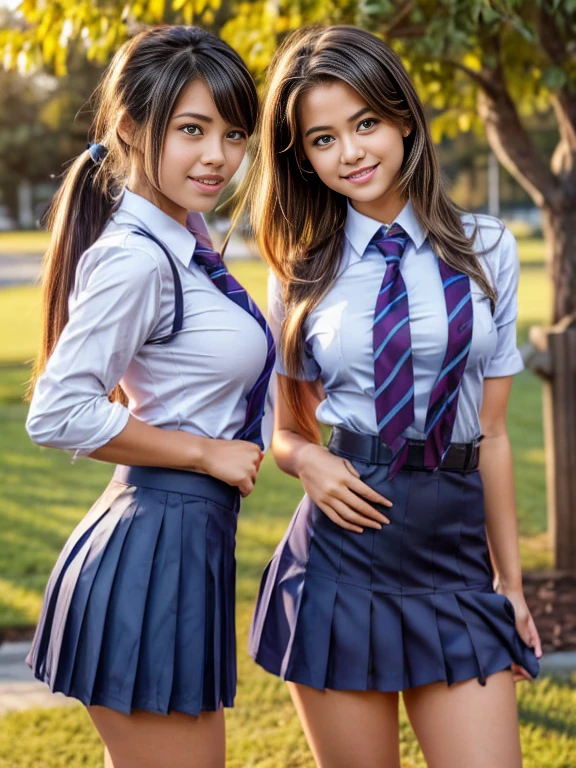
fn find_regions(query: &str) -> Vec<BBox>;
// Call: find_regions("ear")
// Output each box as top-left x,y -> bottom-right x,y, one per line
402,121 -> 413,138
117,111 -> 139,149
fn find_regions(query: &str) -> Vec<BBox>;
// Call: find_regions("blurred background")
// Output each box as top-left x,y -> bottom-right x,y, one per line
0,2 -> 575,766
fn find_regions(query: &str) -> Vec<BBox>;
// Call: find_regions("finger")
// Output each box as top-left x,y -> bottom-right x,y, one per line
347,475 -> 393,507
239,478 -> 255,497
511,663 -> 532,681
342,459 -> 360,478
330,498 -> 382,530
337,487 -> 390,524
528,617 -> 543,658
517,619 -> 534,649
318,501 -> 363,534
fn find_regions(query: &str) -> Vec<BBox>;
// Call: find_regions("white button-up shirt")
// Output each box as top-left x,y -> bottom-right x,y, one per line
26,189 -> 271,456
269,199 -> 524,443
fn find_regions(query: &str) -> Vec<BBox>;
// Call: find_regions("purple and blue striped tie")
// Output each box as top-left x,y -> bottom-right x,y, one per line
193,241 -> 276,450
372,224 -> 474,477
372,224 -> 415,477
423,260 -> 473,467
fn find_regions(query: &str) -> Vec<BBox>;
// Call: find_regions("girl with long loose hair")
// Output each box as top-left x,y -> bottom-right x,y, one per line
25,25 -> 274,768
244,25 -> 541,768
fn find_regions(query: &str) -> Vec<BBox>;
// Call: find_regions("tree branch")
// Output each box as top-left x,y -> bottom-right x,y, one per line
445,59 -> 496,95
384,0 -> 416,39
474,32 -> 559,209
538,3 -> 576,152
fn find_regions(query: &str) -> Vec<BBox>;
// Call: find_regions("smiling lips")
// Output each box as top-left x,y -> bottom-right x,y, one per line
343,163 -> 379,183
188,173 -> 225,193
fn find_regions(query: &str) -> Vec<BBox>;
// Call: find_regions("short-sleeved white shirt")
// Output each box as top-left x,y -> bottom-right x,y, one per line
269,199 -> 523,443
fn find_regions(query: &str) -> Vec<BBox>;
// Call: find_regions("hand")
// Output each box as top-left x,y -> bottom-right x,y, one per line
296,443 -> 392,533
499,587 -> 543,682
201,439 -> 264,497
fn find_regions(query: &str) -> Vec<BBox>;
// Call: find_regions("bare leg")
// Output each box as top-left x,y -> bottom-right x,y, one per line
87,705 -> 225,768
287,682 -> 401,768
104,746 -> 115,768
403,670 -> 522,768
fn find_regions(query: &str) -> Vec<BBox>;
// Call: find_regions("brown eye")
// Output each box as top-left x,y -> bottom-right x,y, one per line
313,134 -> 334,147
180,124 -> 202,136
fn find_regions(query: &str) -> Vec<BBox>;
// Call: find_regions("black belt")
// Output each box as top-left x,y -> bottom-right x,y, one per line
327,426 -> 482,472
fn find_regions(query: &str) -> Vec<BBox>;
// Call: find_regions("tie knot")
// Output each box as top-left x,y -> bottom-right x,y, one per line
371,223 -> 408,263
193,242 -> 226,274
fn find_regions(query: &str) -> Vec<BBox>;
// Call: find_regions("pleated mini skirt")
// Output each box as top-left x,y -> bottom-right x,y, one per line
26,464 -> 240,717
249,434 -> 540,692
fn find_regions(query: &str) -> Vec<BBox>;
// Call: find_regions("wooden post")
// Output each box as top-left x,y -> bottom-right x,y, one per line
529,318 -> 576,574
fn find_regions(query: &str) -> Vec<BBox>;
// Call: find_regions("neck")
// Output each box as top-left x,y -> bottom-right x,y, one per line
350,189 -> 408,225
127,169 -> 188,228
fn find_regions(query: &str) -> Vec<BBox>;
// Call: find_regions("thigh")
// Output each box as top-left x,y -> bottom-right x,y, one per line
87,705 -> 225,768
287,682 -> 401,768
403,670 -> 522,768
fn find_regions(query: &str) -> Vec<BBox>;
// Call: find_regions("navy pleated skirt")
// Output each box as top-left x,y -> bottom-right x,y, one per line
26,465 -> 240,717
249,439 -> 540,692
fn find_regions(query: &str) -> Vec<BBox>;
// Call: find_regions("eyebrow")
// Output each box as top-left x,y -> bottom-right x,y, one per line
304,107 -> 372,137
172,112 -> 213,122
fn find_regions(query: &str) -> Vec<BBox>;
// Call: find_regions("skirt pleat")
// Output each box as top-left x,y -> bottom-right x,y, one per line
170,496 -> 210,713
132,492 -> 182,713
67,494 -> 140,704
51,491 -> 137,695
27,467 -> 240,717
249,457 -> 541,692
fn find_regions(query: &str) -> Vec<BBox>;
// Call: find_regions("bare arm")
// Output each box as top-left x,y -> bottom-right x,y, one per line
272,374 -> 392,532
479,375 -> 542,674
89,416 -> 263,498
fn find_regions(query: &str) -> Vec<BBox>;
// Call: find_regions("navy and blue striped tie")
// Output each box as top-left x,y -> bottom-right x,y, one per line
193,241 -> 276,450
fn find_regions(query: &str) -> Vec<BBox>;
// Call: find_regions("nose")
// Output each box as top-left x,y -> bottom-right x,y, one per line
340,134 -> 365,166
201,136 -> 226,168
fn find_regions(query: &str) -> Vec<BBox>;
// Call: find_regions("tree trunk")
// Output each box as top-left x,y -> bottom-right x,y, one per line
540,322 -> 576,575
541,200 -> 576,323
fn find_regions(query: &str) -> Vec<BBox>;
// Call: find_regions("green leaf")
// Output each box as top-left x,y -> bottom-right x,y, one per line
541,65 -> 568,90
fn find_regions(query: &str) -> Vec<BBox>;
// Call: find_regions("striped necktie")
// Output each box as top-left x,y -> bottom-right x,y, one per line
372,224 -> 414,477
193,241 -> 276,450
371,224 -> 474,476
423,260 -> 473,467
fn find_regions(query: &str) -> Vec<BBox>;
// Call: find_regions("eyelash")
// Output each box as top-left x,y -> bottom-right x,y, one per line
312,118 -> 379,147
179,124 -> 247,140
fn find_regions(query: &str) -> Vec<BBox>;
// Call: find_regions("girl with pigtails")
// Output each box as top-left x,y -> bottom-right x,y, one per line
26,25 -> 274,768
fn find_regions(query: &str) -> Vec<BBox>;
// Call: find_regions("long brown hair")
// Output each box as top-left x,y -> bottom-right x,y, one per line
29,25 -> 258,401
237,25 -> 499,441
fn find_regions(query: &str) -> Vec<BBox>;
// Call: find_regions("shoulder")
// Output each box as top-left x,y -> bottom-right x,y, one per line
76,226 -> 169,292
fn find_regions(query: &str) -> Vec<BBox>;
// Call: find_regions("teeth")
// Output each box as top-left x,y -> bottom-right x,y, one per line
348,166 -> 375,179
195,179 -> 220,185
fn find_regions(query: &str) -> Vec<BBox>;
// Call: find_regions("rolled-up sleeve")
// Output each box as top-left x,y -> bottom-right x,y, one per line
26,240 -> 162,455
485,228 -> 524,378
268,270 -> 320,381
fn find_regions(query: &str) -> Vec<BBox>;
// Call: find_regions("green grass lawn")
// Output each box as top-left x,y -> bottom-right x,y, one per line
1,254 -> 573,767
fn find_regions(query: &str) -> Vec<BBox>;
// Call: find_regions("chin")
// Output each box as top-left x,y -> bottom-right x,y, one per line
185,194 -> 221,214
348,184 -> 394,205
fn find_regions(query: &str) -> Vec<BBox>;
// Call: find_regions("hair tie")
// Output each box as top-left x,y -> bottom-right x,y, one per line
87,142 -> 108,164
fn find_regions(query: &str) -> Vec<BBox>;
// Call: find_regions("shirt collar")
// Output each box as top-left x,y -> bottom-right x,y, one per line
116,188 -> 208,268
344,198 -> 427,264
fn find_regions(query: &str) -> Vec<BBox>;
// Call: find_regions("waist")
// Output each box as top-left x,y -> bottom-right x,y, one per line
113,465 -> 240,510
327,426 -> 481,472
